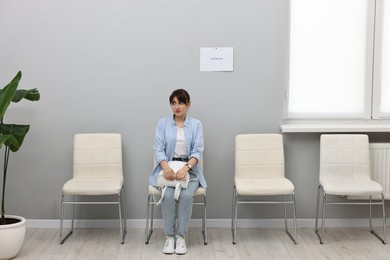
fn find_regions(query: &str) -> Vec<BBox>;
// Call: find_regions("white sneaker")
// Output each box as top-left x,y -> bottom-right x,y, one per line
175,235 -> 188,255
162,236 -> 175,254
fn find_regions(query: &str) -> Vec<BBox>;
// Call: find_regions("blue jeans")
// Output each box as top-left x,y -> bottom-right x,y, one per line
162,173 -> 199,237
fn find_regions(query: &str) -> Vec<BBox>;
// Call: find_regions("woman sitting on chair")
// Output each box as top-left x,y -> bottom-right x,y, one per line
148,88 -> 207,255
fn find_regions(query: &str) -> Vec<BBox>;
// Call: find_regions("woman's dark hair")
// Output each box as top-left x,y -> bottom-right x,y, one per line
169,89 -> 190,105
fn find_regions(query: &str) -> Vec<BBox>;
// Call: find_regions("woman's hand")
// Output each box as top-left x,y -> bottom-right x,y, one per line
161,161 -> 176,181
175,167 -> 189,180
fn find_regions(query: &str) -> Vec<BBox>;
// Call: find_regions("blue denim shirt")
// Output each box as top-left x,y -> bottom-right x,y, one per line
148,115 -> 207,188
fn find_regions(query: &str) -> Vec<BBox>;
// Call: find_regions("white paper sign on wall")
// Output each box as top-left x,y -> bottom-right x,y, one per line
200,47 -> 234,72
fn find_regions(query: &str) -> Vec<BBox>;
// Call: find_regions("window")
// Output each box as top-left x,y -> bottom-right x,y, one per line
285,0 -> 390,123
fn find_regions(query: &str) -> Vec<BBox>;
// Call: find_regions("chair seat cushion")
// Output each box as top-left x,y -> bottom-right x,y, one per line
63,178 -> 124,195
320,179 -> 383,196
148,185 -> 206,196
235,178 -> 294,196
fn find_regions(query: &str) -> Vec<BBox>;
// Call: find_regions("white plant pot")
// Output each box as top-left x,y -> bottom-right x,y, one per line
0,215 -> 26,260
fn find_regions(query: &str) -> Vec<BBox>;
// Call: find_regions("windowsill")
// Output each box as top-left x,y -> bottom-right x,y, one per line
280,120 -> 390,133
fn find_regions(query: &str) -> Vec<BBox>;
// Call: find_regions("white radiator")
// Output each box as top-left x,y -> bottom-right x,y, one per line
369,143 -> 390,200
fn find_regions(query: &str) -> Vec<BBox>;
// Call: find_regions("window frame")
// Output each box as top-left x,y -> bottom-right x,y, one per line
282,0 -> 390,132
373,0 -> 390,119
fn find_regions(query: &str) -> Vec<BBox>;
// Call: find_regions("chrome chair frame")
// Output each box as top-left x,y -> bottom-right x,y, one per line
315,185 -> 386,244
231,186 -> 297,244
60,188 -> 127,244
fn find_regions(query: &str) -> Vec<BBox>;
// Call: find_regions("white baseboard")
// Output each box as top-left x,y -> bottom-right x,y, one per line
26,218 -> 388,229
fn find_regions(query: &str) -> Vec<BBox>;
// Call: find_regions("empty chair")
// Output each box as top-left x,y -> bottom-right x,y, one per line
145,159 -> 207,245
231,133 -> 297,244
59,133 -> 127,244
315,134 -> 386,244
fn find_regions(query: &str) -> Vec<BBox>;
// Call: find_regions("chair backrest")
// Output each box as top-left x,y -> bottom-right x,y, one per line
320,134 -> 371,181
235,134 -> 285,179
73,133 -> 123,179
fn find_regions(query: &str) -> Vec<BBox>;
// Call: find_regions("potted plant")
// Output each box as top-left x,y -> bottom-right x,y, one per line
0,71 -> 40,259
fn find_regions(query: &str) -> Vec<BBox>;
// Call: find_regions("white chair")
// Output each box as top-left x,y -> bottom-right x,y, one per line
315,134 -> 386,244
231,134 -> 297,244
144,159 -> 207,245
59,133 -> 127,244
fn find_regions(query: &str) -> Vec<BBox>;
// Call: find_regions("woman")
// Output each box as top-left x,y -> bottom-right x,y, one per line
149,89 -> 206,255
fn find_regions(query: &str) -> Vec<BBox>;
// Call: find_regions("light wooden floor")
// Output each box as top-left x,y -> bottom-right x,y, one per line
13,227 -> 390,259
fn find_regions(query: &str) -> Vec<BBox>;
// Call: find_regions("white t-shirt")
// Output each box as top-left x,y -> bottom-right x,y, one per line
174,127 -> 187,158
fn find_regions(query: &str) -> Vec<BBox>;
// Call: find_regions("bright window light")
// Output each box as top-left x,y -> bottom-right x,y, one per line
288,0 -> 369,119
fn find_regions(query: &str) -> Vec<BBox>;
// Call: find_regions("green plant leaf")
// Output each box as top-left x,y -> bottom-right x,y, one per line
0,134 -> 19,151
13,88 -> 40,102
0,71 -> 21,119
0,124 -> 30,152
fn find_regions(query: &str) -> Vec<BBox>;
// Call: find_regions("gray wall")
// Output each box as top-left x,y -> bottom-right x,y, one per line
1,0 -> 389,221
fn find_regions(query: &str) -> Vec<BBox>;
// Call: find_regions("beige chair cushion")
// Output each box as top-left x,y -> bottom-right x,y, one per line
320,179 -> 383,196
235,178 -> 294,196
63,178 -> 124,195
148,185 -> 206,197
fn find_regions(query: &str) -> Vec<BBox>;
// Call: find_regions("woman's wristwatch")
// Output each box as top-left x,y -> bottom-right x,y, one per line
185,163 -> 192,170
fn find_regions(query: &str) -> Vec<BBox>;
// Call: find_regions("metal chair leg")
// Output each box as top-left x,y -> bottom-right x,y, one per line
59,193 -> 65,244
314,185 -> 321,234
382,195 -> 387,244
118,194 -> 124,244
121,188 -> 128,235
202,195 -> 208,245
284,195 -> 288,231
59,194 -> 74,244
315,185 -> 326,244
118,189 -> 127,244
370,194 -> 387,244
231,186 -> 238,244
284,194 -> 297,244
293,194 -> 297,243
320,193 -> 326,244
144,194 -> 154,244
369,195 -> 373,231
144,199 -> 150,244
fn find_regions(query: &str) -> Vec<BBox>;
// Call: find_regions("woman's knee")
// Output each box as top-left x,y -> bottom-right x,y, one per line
179,190 -> 194,203
163,188 -> 175,202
